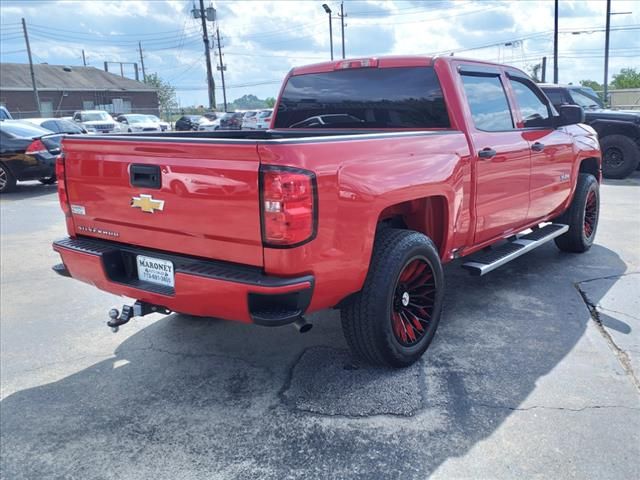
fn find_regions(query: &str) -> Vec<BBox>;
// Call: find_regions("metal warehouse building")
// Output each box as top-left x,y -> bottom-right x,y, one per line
0,63 -> 159,118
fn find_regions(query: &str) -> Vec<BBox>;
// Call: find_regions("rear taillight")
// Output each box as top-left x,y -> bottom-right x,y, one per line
56,154 -> 70,217
261,166 -> 317,247
26,139 -> 47,155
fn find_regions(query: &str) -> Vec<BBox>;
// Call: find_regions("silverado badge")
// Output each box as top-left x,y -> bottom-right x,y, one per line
131,194 -> 165,213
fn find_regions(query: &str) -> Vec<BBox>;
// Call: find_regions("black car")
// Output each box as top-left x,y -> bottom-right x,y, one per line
25,118 -> 88,134
540,84 -> 640,179
0,121 -> 62,193
175,115 -> 203,131
218,112 -> 244,130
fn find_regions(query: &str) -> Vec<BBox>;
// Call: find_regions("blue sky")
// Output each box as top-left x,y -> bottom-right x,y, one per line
1,0 -> 638,107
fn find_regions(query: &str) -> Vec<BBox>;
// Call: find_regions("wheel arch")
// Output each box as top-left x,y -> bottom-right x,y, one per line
578,157 -> 601,182
591,121 -> 640,141
376,195 -> 450,258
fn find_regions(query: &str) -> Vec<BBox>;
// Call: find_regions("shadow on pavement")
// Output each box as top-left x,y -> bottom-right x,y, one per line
0,181 -> 58,201
0,243 -> 630,479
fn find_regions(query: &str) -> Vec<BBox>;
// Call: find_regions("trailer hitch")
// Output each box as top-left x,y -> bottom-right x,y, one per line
107,301 -> 171,332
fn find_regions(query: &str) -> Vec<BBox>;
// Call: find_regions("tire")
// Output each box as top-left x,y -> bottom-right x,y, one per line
0,163 -> 17,193
341,228 -> 445,368
554,173 -> 599,253
39,175 -> 57,185
600,135 -> 640,179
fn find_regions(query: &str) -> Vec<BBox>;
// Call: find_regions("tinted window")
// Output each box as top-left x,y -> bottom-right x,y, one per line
461,74 -> 513,131
41,120 -> 60,132
511,78 -> 551,128
275,66 -> 450,129
58,119 -> 84,133
0,121 -> 49,138
542,88 -> 567,107
568,89 -> 602,109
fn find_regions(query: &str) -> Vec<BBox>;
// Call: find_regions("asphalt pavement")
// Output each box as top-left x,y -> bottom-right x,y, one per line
1,173 -> 639,479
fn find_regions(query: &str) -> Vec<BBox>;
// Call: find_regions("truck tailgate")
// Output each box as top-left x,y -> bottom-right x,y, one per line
62,137 -> 263,266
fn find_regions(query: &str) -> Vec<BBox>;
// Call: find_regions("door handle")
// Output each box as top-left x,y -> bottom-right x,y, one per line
478,148 -> 497,159
531,142 -> 545,152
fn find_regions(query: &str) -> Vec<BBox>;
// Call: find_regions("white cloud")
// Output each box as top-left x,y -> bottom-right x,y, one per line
1,0 -> 638,106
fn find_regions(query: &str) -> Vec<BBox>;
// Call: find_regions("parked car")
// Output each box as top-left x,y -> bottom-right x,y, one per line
241,111 -> 259,130
24,118 -> 88,135
255,109 -> 273,129
52,55 -> 599,368
202,112 -> 221,122
540,83 -> 640,178
175,115 -> 203,131
198,117 -> 221,131
116,114 -> 161,133
0,106 -> 13,121
72,110 -> 117,134
144,115 -> 171,132
0,121 -> 62,192
218,112 -> 243,130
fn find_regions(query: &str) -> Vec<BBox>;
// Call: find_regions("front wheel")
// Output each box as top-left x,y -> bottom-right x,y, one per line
341,228 -> 445,368
554,173 -> 599,253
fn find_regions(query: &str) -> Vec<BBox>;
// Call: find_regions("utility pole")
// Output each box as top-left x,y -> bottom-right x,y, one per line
553,0 -> 559,83
82,49 -> 87,66
197,0 -> 216,110
541,56 -> 547,83
21,18 -> 41,116
604,0 -> 611,104
322,4 -> 333,60
138,41 -> 147,82
216,27 -> 227,111
604,4 -> 632,107
339,2 -> 346,59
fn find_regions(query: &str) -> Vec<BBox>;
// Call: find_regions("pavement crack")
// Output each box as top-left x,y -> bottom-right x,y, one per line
472,403 -> 640,413
575,280 -> 640,391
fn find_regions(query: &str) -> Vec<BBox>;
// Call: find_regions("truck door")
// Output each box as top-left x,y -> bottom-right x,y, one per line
506,74 -> 575,221
458,68 -> 531,245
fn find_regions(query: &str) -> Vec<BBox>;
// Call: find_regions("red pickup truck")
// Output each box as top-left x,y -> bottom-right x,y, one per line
52,56 -> 601,367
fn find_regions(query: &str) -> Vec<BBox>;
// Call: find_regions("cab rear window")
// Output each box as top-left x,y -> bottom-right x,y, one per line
274,66 -> 450,129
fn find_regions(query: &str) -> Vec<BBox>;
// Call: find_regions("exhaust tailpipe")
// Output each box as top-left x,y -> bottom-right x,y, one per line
293,317 -> 313,333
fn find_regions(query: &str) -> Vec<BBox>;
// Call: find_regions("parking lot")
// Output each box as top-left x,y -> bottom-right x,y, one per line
1,174 -> 639,479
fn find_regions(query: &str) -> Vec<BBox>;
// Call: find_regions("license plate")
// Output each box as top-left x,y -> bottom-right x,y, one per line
136,255 -> 174,288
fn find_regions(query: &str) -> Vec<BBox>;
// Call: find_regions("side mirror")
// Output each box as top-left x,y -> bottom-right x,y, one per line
556,105 -> 585,127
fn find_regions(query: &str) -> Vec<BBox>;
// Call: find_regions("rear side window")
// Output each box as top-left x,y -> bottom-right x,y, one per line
275,66 -> 450,129
461,74 -> 513,131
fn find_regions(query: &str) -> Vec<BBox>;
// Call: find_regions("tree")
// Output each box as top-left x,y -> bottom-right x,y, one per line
527,63 -> 542,82
265,97 -> 276,108
579,79 -> 603,92
144,73 -> 178,117
231,94 -> 268,110
611,68 -> 640,89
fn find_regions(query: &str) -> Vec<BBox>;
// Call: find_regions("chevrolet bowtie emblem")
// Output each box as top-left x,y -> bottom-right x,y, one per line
131,194 -> 165,213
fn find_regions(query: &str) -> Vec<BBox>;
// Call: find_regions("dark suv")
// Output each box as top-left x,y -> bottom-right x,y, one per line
540,84 -> 640,179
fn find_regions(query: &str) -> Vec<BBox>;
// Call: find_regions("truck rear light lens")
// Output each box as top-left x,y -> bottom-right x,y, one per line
55,154 -> 71,217
26,139 -> 47,155
335,58 -> 379,70
261,166 -> 317,247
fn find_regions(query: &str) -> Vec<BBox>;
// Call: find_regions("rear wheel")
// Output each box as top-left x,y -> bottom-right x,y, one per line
0,163 -> 17,193
600,135 -> 640,179
341,228 -> 444,368
554,173 -> 599,253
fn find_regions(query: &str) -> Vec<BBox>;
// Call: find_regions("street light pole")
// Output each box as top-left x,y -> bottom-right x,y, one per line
340,1 -> 345,59
604,4 -> 633,106
553,0 -> 558,83
322,4 -> 333,61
